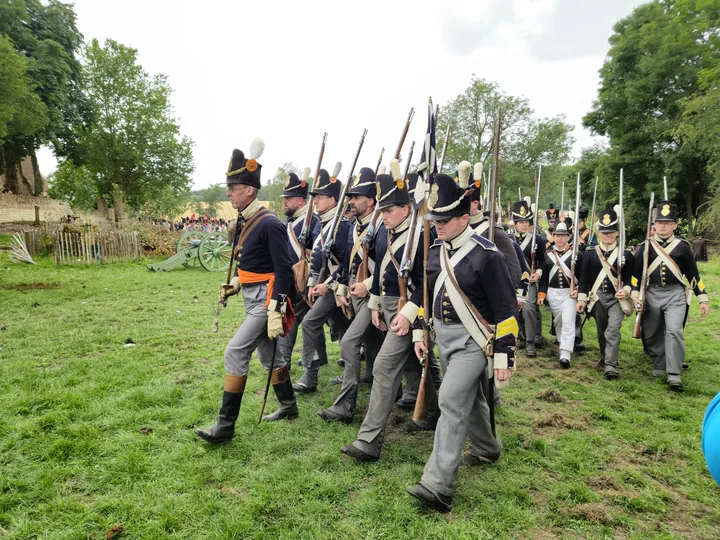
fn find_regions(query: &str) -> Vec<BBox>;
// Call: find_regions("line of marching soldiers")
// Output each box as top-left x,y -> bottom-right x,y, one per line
194,142 -> 710,513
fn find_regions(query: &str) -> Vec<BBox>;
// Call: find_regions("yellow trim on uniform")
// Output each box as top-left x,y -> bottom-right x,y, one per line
496,316 -> 519,339
631,276 -> 638,287
699,279 -> 705,291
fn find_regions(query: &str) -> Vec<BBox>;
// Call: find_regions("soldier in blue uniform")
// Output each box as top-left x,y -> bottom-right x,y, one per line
512,199 -> 546,357
406,172 -> 518,512
278,168 -> 321,369
577,208 -> 634,379
292,166 -> 352,392
195,142 -> 297,444
335,161 -> 438,445
631,200 -> 709,391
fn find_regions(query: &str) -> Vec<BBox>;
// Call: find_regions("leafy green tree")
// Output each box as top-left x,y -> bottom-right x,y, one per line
190,185 -> 226,217
0,0 -> 85,194
436,77 -> 575,207
77,38 -> 194,223
583,0 -> 720,236
266,163 -> 299,214
47,161 -> 98,209
676,65 -> 720,236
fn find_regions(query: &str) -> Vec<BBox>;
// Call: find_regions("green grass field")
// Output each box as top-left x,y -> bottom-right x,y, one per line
1,253 -> 719,539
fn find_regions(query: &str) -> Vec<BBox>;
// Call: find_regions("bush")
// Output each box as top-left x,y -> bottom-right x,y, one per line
127,223 -> 181,258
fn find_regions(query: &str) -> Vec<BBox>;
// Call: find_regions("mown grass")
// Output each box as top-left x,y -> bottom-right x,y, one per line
1,252 -> 719,539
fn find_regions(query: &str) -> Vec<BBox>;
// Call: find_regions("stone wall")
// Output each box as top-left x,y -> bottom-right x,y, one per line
0,194 -> 113,225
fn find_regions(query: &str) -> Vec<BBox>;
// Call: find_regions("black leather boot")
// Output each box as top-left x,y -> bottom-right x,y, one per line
263,366 -> 299,422
195,391 -> 243,443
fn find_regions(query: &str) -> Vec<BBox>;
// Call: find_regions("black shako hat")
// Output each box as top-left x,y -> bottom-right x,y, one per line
282,167 -> 311,198
225,138 -> 265,189
597,208 -> 619,232
425,171 -> 471,221
546,203 -> 558,224
377,159 -> 410,210
578,205 -> 589,221
512,199 -> 534,222
309,163 -> 342,200
348,166 -> 378,199
655,200 -> 678,222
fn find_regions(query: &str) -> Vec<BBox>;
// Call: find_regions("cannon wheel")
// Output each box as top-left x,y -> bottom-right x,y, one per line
198,232 -> 232,272
177,230 -> 205,268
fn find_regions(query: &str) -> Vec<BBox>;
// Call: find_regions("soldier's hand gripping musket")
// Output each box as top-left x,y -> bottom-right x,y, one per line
211,211 -> 242,332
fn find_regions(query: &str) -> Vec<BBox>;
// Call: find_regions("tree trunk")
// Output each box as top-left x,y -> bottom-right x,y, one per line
29,148 -> 44,196
2,144 -> 19,193
112,188 -> 127,225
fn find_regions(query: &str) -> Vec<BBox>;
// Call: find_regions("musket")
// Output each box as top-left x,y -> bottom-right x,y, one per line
358,108 -> 415,281
589,175 -> 599,245
488,115 -> 501,241
395,141 -> 415,311
295,133 -> 328,298
298,133 -> 327,245
374,147 -> 385,177
483,114 -> 502,435
560,180 -> 565,217
570,173 -> 581,288
530,164 -> 542,274
211,209 -> 242,332
518,186 -> 522,200
663,175 -> 668,200
438,123 -> 451,173
413,98 -> 435,423
617,169 -> 625,294
321,129 -> 367,262
632,192 -> 655,339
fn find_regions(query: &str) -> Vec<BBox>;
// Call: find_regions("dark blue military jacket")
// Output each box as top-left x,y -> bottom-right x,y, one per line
369,219 -> 433,308
425,230 -> 517,364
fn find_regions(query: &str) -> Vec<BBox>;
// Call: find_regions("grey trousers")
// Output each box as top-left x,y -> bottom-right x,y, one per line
300,292 -> 345,368
278,298 -> 310,364
591,291 -> 624,367
224,284 -> 284,376
519,283 -> 539,350
421,322 -> 501,498
644,285 -> 687,375
328,294 -> 383,415
352,297 -> 439,454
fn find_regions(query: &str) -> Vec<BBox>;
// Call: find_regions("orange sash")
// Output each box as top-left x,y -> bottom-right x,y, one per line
237,269 -> 275,307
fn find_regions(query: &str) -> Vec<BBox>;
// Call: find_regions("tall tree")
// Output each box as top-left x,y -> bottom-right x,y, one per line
583,0 -> 720,236
436,77 -> 575,206
78,38 -> 194,223
0,0 -> 85,194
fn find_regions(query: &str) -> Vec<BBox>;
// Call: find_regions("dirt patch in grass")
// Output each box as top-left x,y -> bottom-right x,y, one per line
0,282 -> 61,291
560,503 -> 614,524
536,413 -> 589,430
535,388 -> 567,403
585,475 -> 621,491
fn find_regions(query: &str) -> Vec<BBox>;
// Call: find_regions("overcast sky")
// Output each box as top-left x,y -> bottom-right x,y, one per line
37,0 -> 645,190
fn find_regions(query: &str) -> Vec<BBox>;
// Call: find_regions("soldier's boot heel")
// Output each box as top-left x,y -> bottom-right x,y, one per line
263,367 -> 299,421
195,390 -> 243,443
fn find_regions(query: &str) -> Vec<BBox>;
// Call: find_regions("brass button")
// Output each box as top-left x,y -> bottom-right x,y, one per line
443,302 -> 448,306
444,318 -> 450,323
443,310 -> 449,314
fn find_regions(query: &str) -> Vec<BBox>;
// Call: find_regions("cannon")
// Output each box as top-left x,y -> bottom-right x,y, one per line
146,231 -> 232,272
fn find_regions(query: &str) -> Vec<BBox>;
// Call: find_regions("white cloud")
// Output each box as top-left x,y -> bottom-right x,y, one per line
37,0 -> 643,191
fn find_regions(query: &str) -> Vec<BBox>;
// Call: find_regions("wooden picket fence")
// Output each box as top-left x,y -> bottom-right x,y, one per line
53,230 -> 142,264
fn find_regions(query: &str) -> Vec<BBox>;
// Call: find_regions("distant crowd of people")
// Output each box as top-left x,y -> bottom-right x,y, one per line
140,215 -> 229,233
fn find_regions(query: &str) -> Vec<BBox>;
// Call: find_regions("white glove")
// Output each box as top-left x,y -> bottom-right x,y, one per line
267,310 -> 283,340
